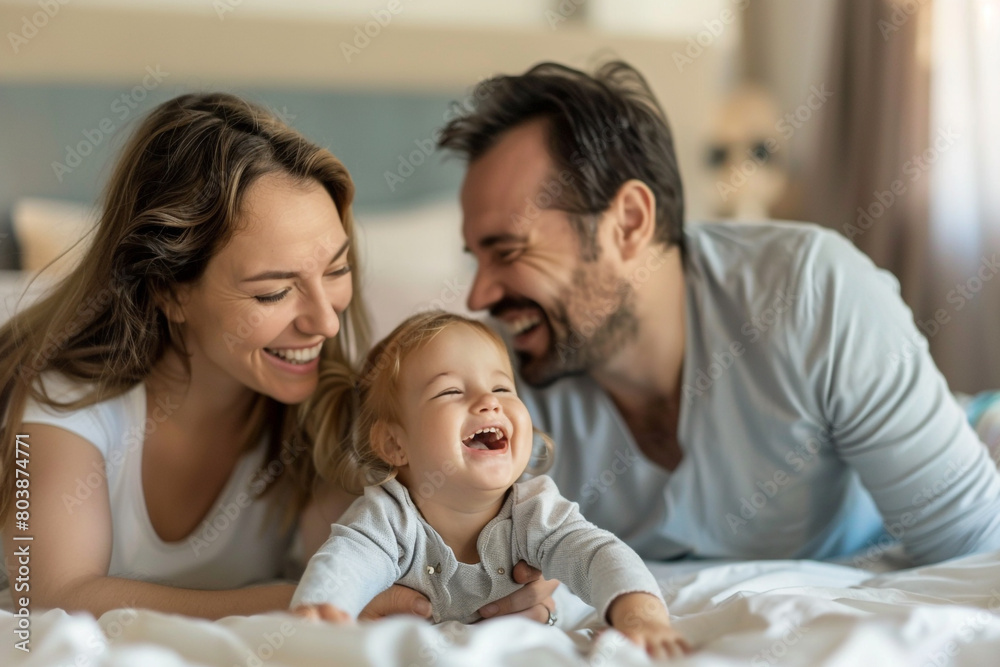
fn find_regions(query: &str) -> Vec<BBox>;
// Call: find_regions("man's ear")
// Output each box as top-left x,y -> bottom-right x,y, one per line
153,285 -> 190,325
370,421 -> 408,467
608,179 -> 657,261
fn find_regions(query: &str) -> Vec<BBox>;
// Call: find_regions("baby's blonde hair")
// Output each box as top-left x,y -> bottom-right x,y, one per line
309,310 -> 553,495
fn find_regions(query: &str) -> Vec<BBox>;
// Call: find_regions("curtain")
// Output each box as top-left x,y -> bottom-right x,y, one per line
801,0 -> 1000,391
923,0 -> 1000,392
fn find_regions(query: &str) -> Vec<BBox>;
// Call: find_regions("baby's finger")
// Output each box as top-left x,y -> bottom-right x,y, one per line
317,605 -> 353,624
290,605 -> 320,620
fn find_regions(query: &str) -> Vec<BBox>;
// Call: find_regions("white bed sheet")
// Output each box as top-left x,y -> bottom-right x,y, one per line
4,550 -> 1000,666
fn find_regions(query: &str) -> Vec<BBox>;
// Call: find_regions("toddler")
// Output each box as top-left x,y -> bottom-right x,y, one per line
292,312 -> 689,659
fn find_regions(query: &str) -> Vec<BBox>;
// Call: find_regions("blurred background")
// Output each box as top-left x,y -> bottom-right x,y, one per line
0,0 -> 997,391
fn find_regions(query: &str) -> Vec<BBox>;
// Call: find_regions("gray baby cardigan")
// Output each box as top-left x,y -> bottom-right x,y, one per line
291,475 -> 665,624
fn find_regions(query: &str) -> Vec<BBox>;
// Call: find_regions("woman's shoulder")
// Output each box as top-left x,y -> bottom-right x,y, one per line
21,371 -> 145,458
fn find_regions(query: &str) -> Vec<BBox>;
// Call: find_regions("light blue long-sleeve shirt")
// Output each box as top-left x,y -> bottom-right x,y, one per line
518,221 -> 1000,565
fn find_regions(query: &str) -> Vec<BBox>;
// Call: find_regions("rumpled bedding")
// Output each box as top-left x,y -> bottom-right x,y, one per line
3,549 -> 1000,666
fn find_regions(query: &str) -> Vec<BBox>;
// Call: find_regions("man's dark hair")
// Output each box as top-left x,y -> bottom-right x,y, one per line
437,60 -> 684,255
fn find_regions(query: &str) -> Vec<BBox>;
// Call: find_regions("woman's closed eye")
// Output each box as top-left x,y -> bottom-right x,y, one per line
255,288 -> 291,304
253,266 -> 352,303
326,264 -> 352,278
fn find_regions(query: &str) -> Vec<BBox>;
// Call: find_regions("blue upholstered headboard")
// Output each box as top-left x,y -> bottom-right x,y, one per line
0,83 -> 466,269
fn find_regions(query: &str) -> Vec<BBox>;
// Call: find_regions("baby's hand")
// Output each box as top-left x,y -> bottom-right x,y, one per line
291,603 -> 354,624
608,593 -> 691,660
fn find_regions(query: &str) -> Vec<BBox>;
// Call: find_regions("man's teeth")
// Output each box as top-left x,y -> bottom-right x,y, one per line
508,314 -> 542,336
264,341 -> 323,364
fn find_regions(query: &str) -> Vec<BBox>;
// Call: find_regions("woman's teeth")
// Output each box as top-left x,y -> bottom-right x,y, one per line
264,341 -> 323,364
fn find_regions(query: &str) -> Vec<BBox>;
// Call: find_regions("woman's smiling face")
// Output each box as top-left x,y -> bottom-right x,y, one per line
167,173 -> 353,405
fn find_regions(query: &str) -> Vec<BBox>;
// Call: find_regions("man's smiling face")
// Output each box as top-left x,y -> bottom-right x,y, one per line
460,119 -> 638,387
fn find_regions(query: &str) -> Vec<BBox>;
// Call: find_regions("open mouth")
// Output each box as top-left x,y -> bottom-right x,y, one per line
462,426 -> 509,452
507,313 -> 543,338
499,309 -> 548,349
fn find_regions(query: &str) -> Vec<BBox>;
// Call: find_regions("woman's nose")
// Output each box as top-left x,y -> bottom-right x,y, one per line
297,289 -> 341,339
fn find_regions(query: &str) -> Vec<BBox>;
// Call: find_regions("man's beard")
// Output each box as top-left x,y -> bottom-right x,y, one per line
517,264 -> 639,388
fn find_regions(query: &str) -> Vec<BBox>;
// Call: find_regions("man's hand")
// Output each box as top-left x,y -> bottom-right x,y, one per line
359,584 -> 433,621
608,592 -> 691,660
478,561 -> 560,623
291,603 -> 353,624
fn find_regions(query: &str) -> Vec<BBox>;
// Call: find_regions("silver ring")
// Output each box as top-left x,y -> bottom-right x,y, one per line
546,607 -> 558,627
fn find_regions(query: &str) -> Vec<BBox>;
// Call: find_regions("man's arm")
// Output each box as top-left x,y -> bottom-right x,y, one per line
800,233 -> 1000,564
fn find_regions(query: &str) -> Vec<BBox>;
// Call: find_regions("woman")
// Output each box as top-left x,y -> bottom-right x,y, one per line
0,93 -> 555,621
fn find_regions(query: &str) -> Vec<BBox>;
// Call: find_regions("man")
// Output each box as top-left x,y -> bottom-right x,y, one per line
437,61 -> 1000,565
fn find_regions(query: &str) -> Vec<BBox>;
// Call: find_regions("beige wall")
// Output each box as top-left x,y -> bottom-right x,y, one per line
1,2 -> 736,219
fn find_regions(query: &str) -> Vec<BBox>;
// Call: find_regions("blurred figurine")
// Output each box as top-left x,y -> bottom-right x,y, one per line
705,85 -> 788,220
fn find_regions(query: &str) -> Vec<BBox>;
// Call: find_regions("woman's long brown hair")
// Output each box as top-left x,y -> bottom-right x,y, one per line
0,92 -> 370,525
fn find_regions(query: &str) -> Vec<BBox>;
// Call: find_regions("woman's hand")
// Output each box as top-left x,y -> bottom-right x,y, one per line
359,585 -> 433,621
478,561 -> 560,623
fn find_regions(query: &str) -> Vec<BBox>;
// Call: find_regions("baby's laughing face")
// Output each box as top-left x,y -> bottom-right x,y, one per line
384,324 -> 534,505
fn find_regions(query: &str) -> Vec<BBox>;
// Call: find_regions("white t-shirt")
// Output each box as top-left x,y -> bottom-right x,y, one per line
3,373 -> 293,596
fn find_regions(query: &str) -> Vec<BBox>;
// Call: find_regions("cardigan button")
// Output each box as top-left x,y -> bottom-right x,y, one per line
497,567 -> 505,575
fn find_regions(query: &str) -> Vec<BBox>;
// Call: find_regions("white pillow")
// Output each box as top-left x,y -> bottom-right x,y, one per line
11,198 -> 95,277
354,198 -> 477,342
